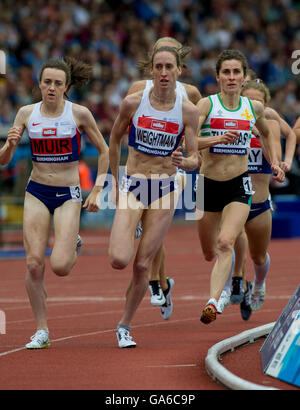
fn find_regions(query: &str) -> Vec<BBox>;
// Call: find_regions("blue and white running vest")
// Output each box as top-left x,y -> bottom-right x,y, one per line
27,100 -> 81,163
248,134 -> 272,174
128,82 -> 184,157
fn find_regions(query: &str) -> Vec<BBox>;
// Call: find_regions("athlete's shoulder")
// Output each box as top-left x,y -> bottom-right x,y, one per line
71,103 -> 99,131
119,91 -> 143,118
251,99 -> 265,117
182,83 -> 202,105
182,98 -> 200,124
196,96 -> 212,114
71,101 -> 89,113
19,103 -> 36,115
264,106 -> 280,121
182,98 -> 198,113
124,90 -> 144,107
16,103 -> 36,126
127,80 -> 147,95
71,102 -> 92,121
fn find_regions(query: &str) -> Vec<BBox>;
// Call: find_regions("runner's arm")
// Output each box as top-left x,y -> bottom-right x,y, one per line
253,101 -> 285,182
75,105 -> 109,211
265,106 -> 296,172
0,106 -> 28,165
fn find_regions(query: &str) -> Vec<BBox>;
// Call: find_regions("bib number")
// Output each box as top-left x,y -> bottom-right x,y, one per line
70,185 -> 82,202
242,176 -> 253,195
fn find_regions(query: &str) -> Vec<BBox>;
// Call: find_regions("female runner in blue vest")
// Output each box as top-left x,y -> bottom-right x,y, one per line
196,49 -> 285,324
236,80 -> 283,318
0,57 -> 109,348
109,46 -> 237,348
229,70 -> 296,317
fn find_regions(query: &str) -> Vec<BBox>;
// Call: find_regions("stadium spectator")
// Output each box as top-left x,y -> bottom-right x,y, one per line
0,0 -> 299,194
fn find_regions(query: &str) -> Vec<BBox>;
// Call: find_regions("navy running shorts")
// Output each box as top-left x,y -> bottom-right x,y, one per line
26,180 -> 82,214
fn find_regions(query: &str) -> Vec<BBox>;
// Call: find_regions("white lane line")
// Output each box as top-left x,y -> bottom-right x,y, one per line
0,296 -> 125,303
0,310 -> 281,360
0,294 -> 291,304
0,317 -> 197,358
146,364 -> 197,368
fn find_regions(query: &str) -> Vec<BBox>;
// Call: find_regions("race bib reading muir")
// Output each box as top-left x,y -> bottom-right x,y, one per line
27,101 -> 81,163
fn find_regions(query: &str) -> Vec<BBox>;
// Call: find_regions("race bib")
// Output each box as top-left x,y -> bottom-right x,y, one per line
70,184 -> 82,202
242,176 -> 253,195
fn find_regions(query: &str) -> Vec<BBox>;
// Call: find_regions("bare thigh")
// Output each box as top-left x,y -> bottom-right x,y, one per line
52,199 -> 82,261
219,201 -> 250,245
109,191 -> 143,268
141,187 -> 179,259
197,211 -> 222,260
136,207 -> 175,267
23,192 -> 51,263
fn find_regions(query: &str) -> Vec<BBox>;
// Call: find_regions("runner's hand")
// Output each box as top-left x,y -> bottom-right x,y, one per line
218,130 -> 239,144
271,164 -> 285,183
7,127 -> 22,147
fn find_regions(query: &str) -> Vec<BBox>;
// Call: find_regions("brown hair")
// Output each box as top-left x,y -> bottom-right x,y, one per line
34,56 -> 92,101
138,46 -> 182,73
216,49 -> 248,75
153,37 -> 191,63
241,79 -> 271,103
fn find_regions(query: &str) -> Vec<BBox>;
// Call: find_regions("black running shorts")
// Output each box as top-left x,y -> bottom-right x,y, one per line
203,172 -> 252,212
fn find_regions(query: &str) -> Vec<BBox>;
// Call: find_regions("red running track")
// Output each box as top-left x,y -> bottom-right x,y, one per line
0,224 -> 299,390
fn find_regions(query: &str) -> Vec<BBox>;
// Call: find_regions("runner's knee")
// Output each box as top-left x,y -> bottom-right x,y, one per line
250,252 -> 267,266
50,257 -> 72,276
109,250 -> 130,270
217,235 -> 234,254
133,258 -> 149,276
26,257 -> 44,280
109,236 -> 134,269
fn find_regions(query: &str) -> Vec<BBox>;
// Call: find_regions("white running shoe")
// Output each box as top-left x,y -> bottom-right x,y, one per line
251,282 -> 266,311
149,281 -> 166,306
217,290 -> 230,314
116,327 -> 137,348
135,221 -> 143,239
160,278 -> 175,320
76,235 -> 82,255
26,330 -> 50,349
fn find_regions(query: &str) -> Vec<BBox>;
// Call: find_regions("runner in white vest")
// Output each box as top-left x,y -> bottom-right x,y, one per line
126,37 -> 202,321
195,49 -> 284,325
0,57 -> 109,348
109,46 -> 230,348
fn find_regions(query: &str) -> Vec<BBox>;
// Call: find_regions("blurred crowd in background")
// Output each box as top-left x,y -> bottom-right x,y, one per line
0,0 -> 300,196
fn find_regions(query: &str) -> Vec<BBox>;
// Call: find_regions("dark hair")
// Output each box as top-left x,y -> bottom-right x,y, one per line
34,56 -> 92,101
215,49 -> 248,75
241,80 -> 271,103
138,46 -> 182,73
